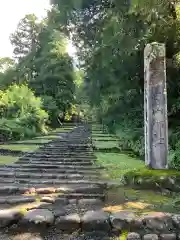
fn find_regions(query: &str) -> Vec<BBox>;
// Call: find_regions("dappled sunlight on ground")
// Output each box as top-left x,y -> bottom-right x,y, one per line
103,201 -> 151,213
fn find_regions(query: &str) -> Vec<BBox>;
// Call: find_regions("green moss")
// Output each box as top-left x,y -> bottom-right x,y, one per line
17,139 -> 50,144
122,187 -> 170,204
125,168 -> 180,178
93,140 -> 120,149
95,152 -> 144,179
106,186 -> 180,213
0,144 -> 39,152
35,135 -> 60,140
0,155 -> 18,164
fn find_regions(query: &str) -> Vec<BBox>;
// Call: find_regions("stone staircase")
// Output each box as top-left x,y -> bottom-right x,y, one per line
0,125 -> 113,239
0,125 -> 180,239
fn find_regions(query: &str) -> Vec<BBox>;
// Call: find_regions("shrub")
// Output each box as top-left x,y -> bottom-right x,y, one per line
169,140 -> 180,170
41,95 -> 59,126
115,126 -> 144,157
0,84 -> 49,141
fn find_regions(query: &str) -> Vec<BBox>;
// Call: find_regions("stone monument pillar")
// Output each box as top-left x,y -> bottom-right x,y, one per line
144,42 -> 168,169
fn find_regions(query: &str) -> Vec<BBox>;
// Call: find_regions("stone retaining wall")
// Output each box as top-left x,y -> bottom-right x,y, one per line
126,232 -> 178,239
2,208 -> 180,238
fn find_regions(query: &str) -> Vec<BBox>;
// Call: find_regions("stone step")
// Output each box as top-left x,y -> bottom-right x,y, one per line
19,157 -> 96,162
0,194 -> 105,207
0,183 -> 107,195
0,167 -> 99,175
28,153 -> 94,157
0,172 -> 99,180
46,144 -> 91,147
0,177 -> 106,185
38,146 -> 92,149
36,148 -> 93,151
34,152 -> 94,155
0,196 -> 36,205
16,161 -> 94,166
5,164 -> 102,170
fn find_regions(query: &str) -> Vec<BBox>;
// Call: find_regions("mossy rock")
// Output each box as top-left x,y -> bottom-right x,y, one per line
122,168 -> 180,192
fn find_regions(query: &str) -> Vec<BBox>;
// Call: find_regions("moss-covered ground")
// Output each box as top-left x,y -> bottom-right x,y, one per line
92,124 -> 180,213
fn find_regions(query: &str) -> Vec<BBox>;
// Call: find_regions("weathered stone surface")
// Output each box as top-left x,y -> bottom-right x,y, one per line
172,214 -> 180,228
143,234 -> 159,240
55,213 -> 80,232
54,197 -> 68,205
177,234 -> 180,240
0,209 -> 21,228
0,233 -> 44,240
81,210 -> 110,232
7,196 -> 36,205
53,208 -> 66,218
77,231 -> 110,240
0,186 -> 19,194
127,232 -> 141,240
41,196 -> 55,203
78,199 -> 102,205
142,212 -> 173,233
160,233 -> 176,240
144,42 -> 168,169
35,187 -> 56,194
69,199 -> 77,204
21,209 -> 54,225
110,211 -> 137,230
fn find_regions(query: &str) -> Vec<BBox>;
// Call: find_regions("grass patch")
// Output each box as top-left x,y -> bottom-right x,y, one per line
17,139 -> 51,144
93,136 -> 118,141
52,128 -> 73,133
92,133 -> 112,137
35,135 -> 60,140
95,152 -> 144,179
0,155 -> 18,164
0,144 -> 39,152
93,141 -> 119,149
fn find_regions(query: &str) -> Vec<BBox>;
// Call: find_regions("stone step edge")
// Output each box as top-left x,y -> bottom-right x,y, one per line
19,157 -> 96,161
0,193 -> 105,205
0,168 -> 99,174
0,183 -> 107,194
0,173 -> 99,180
2,164 -> 103,170
15,161 -> 95,165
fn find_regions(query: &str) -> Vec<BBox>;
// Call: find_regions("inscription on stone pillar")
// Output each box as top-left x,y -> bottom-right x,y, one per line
144,42 -> 168,169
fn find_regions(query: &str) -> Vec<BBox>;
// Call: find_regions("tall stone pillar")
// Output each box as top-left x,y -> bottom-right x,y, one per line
144,42 -> 168,169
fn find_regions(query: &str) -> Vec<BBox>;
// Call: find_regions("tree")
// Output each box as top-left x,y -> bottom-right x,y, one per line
0,57 -> 15,72
10,14 -> 42,60
8,11 -> 76,126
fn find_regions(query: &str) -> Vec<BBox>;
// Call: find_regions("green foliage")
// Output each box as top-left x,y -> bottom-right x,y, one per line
115,127 -> 144,156
0,84 -> 48,140
169,141 -> 180,170
10,14 -> 42,60
0,57 -> 15,72
1,11 -> 77,129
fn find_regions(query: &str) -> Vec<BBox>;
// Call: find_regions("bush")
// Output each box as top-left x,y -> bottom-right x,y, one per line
115,126 -> 144,157
41,95 -> 59,126
169,140 -> 180,170
0,84 -> 49,141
